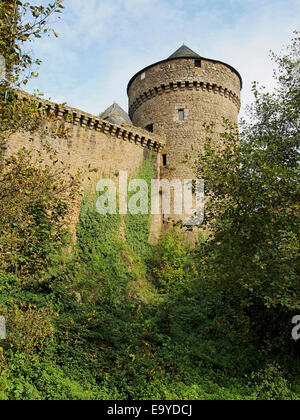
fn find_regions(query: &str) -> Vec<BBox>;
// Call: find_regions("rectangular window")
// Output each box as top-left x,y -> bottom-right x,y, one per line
141,72 -> 146,80
163,154 -> 167,167
195,59 -> 201,68
178,109 -> 184,121
145,124 -> 154,133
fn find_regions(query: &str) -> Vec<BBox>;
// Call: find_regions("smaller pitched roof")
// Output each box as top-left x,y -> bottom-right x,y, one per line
168,44 -> 201,60
100,102 -> 132,126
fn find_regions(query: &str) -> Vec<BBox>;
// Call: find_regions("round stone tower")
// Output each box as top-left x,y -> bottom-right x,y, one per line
127,45 -> 242,230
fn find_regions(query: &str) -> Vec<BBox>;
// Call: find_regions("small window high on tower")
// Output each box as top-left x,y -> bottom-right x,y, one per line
178,109 -> 184,121
163,154 -> 167,167
195,59 -> 201,68
145,124 -> 154,133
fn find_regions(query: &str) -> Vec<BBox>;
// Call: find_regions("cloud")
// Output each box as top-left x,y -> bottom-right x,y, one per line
27,0 -> 300,119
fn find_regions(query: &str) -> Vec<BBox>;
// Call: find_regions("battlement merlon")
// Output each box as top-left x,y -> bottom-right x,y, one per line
14,90 -> 166,153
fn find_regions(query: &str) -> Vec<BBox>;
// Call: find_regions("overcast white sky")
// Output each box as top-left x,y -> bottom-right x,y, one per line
26,0 -> 300,120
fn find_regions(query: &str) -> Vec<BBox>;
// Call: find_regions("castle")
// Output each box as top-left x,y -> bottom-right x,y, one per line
8,45 -> 242,240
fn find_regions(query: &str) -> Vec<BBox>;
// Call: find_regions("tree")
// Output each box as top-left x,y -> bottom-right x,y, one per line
0,0 -> 64,153
195,33 -> 300,346
0,1 -> 80,282
0,148 -> 79,281
0,0 -> 63,87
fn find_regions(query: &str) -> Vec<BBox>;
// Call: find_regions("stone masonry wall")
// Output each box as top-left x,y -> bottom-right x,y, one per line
128,58 -> 241,177
128,57 -> 241,235
6,94 -> 165,241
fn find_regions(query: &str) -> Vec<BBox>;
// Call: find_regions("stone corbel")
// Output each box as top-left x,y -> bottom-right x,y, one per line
128,133 -> 134,142
103,122 -> 110,134
56,108 -> 64,120
110,125 -> 117,136
94,120 -> 101,131
73,113 -> 81,126
81,116 -> 88,128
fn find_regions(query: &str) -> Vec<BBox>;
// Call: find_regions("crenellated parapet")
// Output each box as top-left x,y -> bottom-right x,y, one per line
129,79 -> 241,119
14,90 -> 166,153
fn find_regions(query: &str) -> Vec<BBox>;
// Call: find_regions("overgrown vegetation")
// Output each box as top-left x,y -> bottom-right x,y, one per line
194,33 -> 300,355
0,1 -> 299,400
0,154 -> 299,400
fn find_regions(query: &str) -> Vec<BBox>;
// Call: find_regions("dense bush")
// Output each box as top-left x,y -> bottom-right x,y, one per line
194,34 -> 300,355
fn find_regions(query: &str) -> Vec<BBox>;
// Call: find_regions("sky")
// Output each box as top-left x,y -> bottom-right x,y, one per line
26,0 -> 300,119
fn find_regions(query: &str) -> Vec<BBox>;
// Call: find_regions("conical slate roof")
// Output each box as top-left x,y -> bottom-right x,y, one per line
168,45 -> 201,59
100,102 -> 132,126
127,44 -> 243,92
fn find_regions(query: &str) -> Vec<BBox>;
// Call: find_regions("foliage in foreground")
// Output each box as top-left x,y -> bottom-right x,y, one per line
194,33 -> 300,353
0,155 -> 299,400
0,0 -> 64,154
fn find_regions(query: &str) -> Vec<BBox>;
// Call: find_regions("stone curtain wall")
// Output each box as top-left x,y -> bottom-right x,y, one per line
6,94 -> 166,240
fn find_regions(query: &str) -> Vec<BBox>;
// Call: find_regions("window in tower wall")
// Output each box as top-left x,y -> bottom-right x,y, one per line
145,124 -> 154,133
163,154 -> 167,167
195,59 -> 201,68
178,109 -> 184,121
